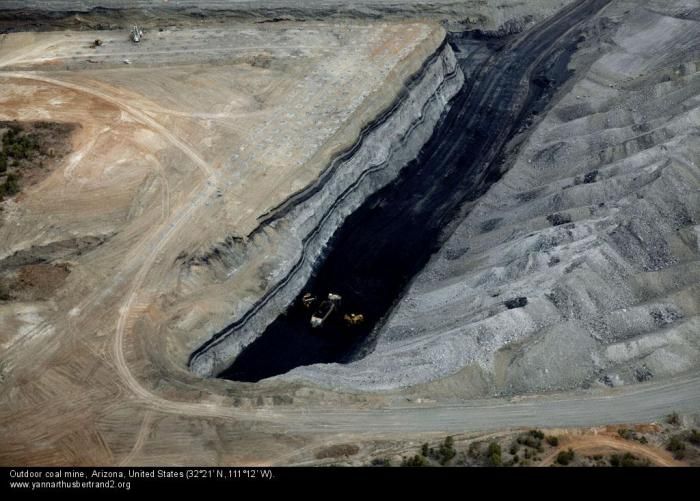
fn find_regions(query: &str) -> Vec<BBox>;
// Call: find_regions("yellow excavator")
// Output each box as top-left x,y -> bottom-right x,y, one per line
302,292 -> 364,328
343,313 -> 365,326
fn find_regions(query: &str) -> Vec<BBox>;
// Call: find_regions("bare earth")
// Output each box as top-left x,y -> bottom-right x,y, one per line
0,20 -> 448,465
1,0 -> 700,467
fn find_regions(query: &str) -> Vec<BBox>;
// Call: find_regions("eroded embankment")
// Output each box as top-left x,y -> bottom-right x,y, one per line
284,0 -> 700,394
218,0 -> 613,384
0,1 -> 577,34
188,38 -> 464,377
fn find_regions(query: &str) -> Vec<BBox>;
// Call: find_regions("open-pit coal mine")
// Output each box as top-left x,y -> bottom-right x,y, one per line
3,0 -> 700,470
220,0 -> 612,382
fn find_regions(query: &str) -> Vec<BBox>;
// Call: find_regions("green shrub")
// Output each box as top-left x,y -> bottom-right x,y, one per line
555,448 -> 575,466
667,412 -> 681,425
546,436 -> 559,447
3,173 -> 20,196
517,430 -> 545,449
421,443 -> 429,457
618,428 -> 634,440
439,436 -> 456,465
487,442 -> 502,466
0,152 -> 7,173
610,453 -> 650,467
2,127 -> 38,162
667,435 -> 686,459
401,454 -> 426,467
689,429 -> 700,446
370,458 -> 391,467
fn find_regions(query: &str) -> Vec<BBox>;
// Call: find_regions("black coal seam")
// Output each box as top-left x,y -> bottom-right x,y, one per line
251,37 -> 450,235
189,63 -> 460,364
218,0 -> 613,382
194,0 -> 611,371
182,39 -> 453,267
188,42 -> 459,367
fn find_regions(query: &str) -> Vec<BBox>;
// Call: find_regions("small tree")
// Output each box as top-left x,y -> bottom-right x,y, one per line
546,436 -> 559,447
0,151 -> 7,173
618,428 -> 634,440
689,429 -> 700,446
3,173 -> 20,196
667,435 -> 686,460
401,454 -> 426,467
530,430 -> 545,440
556,448 -> 575,466
487,442 -> 502,466
439,436 -> 456,465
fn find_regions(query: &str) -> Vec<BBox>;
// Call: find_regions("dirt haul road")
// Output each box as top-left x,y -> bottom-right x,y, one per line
1,1 -> 699,466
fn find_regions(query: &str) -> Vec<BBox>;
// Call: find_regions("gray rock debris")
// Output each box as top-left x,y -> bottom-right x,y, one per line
286,0 -> 700,394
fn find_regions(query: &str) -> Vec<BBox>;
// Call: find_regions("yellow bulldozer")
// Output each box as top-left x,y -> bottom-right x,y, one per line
343,313 -> 365,326
302,291 -> 364,328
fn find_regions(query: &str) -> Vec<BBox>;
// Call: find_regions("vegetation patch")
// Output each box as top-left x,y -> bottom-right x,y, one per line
667,412 -> 681,426
0,121 -> 76,201
546,435 -> 559,447
555,448 -> 575,466
487,442 -> 502,466
0,263 -> 71,302
315,443 -> 360,460
666,435 -> 686,460
609,452 -> 650,467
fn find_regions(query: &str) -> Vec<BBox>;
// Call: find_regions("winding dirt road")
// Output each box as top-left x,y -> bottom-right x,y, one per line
2,1 -> 699,467
113,0 -> 700,439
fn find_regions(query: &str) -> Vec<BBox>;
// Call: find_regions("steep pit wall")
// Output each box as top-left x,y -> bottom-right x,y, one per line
189,41 -> 464,377
281,0 -> 700,394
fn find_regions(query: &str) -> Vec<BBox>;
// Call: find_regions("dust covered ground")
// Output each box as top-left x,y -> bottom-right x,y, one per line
1,0 -> 700,467
288,0 -> 700,396
0,17 -> 448,465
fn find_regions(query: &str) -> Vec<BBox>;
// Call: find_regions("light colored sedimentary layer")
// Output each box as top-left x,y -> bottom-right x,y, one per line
6,1 -> 577,32
287,0 -> 700,393
190,41 -> 463,376
0,20 -> 453,464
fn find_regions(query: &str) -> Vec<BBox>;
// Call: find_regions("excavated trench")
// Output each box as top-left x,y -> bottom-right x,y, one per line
220,0 -> 611,383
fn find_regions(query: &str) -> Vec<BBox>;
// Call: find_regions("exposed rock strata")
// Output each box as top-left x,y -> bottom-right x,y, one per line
3,1 -> 577,34
190,40 -> 464,376
285,0 -> 700,393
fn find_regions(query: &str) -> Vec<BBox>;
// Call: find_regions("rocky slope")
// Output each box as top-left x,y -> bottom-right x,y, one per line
285,0 -> 700,394
190,40 -> 464,376
5,1 -> 576,33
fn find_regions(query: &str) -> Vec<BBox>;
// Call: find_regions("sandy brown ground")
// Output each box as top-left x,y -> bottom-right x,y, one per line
2,5 -> 699,467
303,421 -> 694,466
537,426 -> 683,467
0,21 -> 446,465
